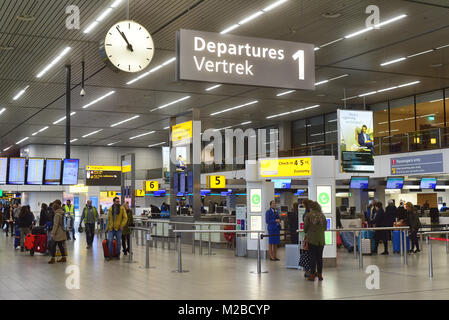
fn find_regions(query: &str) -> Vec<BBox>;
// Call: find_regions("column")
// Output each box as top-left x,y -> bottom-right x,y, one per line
192,108 -> 202,221
352,189 -> 369,214
169,117 -> 177,218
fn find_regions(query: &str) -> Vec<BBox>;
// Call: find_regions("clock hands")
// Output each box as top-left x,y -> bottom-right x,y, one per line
116,26 -> 134,52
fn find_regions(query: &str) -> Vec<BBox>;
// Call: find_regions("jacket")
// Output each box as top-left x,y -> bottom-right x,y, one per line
385,205 -> 397,226
265,208 -> 280,233
122,209 -> 134,235
64,204 -> 75,217
51,208 -> 67,242
304,209 -> 327,246
374,207 -> 391,241
80,206 -> 98,224
106,205 -> 128,231
406,209 -> 422,230
17,212 -> 34,228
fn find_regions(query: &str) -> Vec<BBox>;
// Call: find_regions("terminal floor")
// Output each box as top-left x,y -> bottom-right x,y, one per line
1,232 -> 449,300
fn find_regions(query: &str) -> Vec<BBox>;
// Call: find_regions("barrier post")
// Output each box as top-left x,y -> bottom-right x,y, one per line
192,225 -> 195,255
257,232 -> 261,274
149,224 -> 153,248
128,229 -> 133,263
353,232 -> 357,259
154,224 -> 158,248
446,233 -> 448,254
207,224 -> 212,255
428,236 -> 433,278
403,229 -> 408,265
199,226 -> 203,255
162,222 -> 165,249
177,232 -> 182,273
400,229 -> 403,257
358,231 -> 363,269
145,230 -> 150,269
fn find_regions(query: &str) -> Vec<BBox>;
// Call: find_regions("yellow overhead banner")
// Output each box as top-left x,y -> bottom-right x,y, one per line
136,189 -> 145,197
145,181 -> 159,192
171,120 -> 192,144
207,175 -> 226,189
86,165 -> 122,171
107,191 -> 118,198
260,158 -> 312,177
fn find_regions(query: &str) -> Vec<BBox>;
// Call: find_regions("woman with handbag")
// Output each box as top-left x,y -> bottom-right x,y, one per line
304,201 -> 327,281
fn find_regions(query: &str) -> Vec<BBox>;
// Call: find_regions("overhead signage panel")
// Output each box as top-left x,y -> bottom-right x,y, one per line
145,181 -> 159,192
390,153 -> 444,175
177,29 -> 315,90
260,158 -> 311,178
171,120 -> 193,146
86,165 -> 121,186
207,175 -> 226,189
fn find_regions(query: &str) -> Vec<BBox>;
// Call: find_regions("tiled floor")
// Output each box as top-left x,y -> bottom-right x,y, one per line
1,231 -> 448,300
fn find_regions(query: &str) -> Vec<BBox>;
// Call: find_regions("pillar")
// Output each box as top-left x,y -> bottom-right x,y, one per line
352,189 -> 369,214
192,108 -> 202,220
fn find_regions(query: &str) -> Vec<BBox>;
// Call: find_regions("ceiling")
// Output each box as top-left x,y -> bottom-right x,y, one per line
1,0 -> 449,152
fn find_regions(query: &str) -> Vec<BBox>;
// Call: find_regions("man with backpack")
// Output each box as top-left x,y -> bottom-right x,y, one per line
80,200 -> 98,249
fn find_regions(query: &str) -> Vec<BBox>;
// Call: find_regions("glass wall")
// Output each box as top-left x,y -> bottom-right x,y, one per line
292,119 -> 306,147
307,115 -> 324,146
416,91 -> 444,130
389,96 -> 415,135
325,113 -> 338,144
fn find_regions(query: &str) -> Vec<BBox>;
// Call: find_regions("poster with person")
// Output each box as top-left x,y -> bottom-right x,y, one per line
337,109 -> 375,173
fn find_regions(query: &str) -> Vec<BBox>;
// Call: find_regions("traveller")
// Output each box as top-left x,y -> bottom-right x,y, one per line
365,200 -> 377,227
80,200 -> 98,249
63,200 -> 75,240
121,202 -> 134,255
265,200 -> 281,261
374,202 -> 390,255
105,197 -> 128,261
304,201 -> 327,281
423,200 -> 430,211
406,202 -> 422,253
161,202 -> 168,212
48,200 -> 67,264
440,203 -> 447,212
17,205 -> 35,252
3,203 -> 13,237
300,199 -> 313,278
39,203 -> 49,227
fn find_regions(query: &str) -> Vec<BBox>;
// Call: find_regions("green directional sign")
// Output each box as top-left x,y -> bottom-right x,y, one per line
250,189 -> 262,212
316,186 -> 332,214
318,192 -> 329,205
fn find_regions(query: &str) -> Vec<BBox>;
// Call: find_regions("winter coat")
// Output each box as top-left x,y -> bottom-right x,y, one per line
51,208 -> 67,242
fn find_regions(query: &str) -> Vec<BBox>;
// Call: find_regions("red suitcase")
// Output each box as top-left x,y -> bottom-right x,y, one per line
31,234 -> 47,255
102,239 -> 117,258
24,234 -> 35,251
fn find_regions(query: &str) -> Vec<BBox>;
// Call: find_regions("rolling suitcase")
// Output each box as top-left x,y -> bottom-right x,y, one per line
392,230 -> 410,253
102,237 -> 118,258
340,232 -> 355,252
31,226 -> 46,235
14,229 -> 21,248
360,230 -> 376,252
30,234 -> 47,256
24,233 -> 35,251
359,238 -> 372,255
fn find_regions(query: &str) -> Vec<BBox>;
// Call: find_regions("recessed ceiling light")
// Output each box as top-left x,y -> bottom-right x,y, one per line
17,14 -> 35,22
430,63 -> 443,68
321,12 -> 341,18
129,131 -> 155,140
82,129 -> 103,138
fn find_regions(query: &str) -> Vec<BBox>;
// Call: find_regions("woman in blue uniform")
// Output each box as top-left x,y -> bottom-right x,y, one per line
266,200 -> 281,261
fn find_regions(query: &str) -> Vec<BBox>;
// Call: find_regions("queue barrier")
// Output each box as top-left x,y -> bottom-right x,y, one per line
419,231 -> 449,278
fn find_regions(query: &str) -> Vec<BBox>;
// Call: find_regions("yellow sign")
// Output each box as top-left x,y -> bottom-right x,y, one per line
107,191 -> 118,198
136,189 -> 145,197
69,184 -> 89,193
145,181 -> 159,192
122,165 -> 131,173
207,175 -> 226,189
86,165 -> 122,171
260,158 -> 312,177
171,120 -> 192,143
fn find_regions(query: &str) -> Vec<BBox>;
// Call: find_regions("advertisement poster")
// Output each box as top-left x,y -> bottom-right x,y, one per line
338,109 -> 374,173
250,188 -> 262,213
316,186 -> 332,214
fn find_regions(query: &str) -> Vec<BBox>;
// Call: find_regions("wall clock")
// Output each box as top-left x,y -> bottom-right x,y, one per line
101,20 -> 154,73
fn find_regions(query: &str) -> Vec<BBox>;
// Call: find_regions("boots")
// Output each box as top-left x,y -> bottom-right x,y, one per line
307,273 -> 316,281
48,258 -> 56,264
57,257 -> 67,263
317,273 -> 323,281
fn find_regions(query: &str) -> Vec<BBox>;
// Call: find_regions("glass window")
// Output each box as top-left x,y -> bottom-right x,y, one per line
291,119 -> 306,148
307,115 -> 324,146
325,113 -> 337,144
371,102 -> 389,138
389,96 -> 415,135
416,90 -> 444,131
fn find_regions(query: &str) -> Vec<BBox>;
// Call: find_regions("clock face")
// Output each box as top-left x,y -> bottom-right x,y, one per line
104,20 -> 154,73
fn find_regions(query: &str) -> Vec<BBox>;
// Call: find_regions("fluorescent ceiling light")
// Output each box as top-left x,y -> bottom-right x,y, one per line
266,105 -> 319,119
82,129 -> 103,138
83,0 -> 123,34
380,57 -> 406,66
407,49 -> 434,58
314,47 -> 320,51
36,47 -> 71,78
213,121 -> 252,132
16,137 -> 29,145
374,14 -> 407,28
436,44 -> 449,50
129,131 -> 155,140
31,126 -> 49,136
205,84 -> 222,91
13,85 -> 30,100
315,80 -> 329,86
3,146 -> 13,151
341,95 -> 358,101
276,90 -> 295,97
0,108 -> 5,116
107,141 -> 121,146
377,86 -> 397,93
70,138 -> 78,143
220,0 -> 288,34
126,57 -> 176,85
241,121 -> 252,125
210,100 -> 258,116
344,26 -> 373,39
110,115 -> 140,127
148,142 -> 166,147
151,96 -> 191,112
263,0 -> 288,12
329,74 -> 349,81
53,112 -> 76,125
397,81 -> 420,87
359,91 -> 377,97
239,11 -> 264,25
163,126 -> 170,130
320,38 -> 344,48
82,91 -> 115,109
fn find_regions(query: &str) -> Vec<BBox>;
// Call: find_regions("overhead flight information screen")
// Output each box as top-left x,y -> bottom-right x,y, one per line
62,159 -> 79,185
45,159 -> 62,185
0,157 -> 7,184
27,158 -> 45,185
8,158 -> 26,185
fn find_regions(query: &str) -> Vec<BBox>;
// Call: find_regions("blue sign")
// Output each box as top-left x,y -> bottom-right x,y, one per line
391,153 -> 444,175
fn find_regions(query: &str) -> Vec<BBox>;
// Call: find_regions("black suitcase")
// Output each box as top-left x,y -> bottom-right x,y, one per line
31,226 -> 47,235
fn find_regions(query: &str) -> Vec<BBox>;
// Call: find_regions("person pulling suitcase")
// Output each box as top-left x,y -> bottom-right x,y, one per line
105,197 -> 128,261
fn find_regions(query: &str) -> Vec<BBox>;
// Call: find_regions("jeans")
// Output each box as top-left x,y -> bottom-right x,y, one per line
309,243 -> 324,275
66,216 -> 75,240
410,229 -> 420,251
20,227 -> 30,247
122,234 -> 130,253
108,229 -> 122,257
49,240 -> 66,258
85,223 -> 95,246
